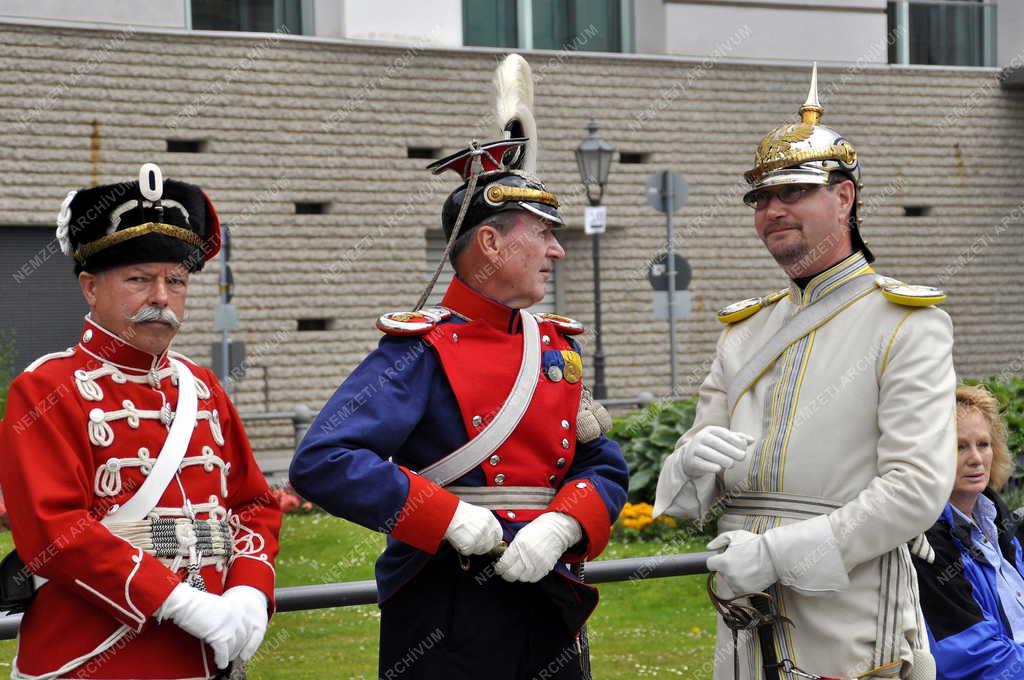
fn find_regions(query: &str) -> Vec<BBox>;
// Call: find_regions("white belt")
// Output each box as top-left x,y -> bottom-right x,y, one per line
722,491 -> 842,521
448,485 -> 556,510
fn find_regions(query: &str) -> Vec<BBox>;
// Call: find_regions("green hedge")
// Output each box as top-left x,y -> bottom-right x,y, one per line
963,375 -> 1024,509
0,330 -> 14,417
963,376 -> 1024,462
608,397 -> 696,503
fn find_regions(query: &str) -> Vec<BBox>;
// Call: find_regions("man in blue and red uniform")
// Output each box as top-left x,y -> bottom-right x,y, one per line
290,54 -> 627,680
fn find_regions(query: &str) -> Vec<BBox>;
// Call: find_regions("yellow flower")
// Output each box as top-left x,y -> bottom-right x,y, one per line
633,516 -> 653,530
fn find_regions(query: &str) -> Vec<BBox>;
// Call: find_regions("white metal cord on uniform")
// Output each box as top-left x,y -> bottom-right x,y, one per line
101,358 -> 197,525
413,150 -> 484,312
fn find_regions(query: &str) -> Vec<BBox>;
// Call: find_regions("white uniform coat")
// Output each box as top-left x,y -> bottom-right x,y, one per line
655,253 -> 956,679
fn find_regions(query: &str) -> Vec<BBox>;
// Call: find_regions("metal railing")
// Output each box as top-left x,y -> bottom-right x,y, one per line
0,551 -> 712,640
241,405 -> 316,448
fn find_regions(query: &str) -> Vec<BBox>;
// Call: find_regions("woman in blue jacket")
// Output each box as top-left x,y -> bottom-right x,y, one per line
913,384 -> 1024,679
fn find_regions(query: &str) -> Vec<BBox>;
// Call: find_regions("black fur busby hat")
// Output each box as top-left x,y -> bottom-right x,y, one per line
57,163 -> 221,274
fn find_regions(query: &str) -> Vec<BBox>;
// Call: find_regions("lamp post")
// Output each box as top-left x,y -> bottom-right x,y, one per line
574,119 -> 615,400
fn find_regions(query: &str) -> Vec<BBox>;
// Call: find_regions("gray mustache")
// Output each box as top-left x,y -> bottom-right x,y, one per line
129,305 -> 182,329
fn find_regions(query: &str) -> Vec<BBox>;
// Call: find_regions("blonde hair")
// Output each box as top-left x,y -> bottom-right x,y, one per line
956,384 -> 1013,490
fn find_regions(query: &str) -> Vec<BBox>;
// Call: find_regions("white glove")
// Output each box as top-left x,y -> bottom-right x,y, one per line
222,586 -> 269,662
444,501 -> 503,555
155,583 -> 247,669
679,426 -> 754,478
495,512 -> 582,583
706,530 -> 777,597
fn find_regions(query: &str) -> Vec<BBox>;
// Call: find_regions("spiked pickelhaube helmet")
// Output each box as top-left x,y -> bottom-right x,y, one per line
744,64 -> 872,262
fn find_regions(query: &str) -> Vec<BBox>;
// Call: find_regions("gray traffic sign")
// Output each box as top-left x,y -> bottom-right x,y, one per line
645,170 -> 688,215
653,290 -> 693,321
648,253 -> 691,291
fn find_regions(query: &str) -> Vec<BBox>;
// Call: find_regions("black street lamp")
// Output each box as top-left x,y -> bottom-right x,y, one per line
574,119 -> 615,400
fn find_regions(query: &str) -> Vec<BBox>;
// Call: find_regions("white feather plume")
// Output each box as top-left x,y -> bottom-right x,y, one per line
493,53 -> 537,173
56,190 -> 77,256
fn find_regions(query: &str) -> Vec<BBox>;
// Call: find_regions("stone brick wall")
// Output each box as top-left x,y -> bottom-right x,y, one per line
2,23 -> 1021,467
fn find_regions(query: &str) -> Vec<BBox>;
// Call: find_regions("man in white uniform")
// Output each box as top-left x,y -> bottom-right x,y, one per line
654,66 -> 956,679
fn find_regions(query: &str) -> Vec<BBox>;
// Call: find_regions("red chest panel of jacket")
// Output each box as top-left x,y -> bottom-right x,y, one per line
428,280 -> 583,517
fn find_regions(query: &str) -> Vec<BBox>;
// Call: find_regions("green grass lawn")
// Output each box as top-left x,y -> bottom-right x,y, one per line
0,515 -> 717,679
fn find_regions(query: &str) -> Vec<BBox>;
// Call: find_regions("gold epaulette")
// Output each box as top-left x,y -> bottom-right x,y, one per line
534,313 -> 584,335
717,288 -> 790,324
875,276 -> 946,307
376,307 -> 452,336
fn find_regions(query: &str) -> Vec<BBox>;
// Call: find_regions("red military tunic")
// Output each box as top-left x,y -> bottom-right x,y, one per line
293,275 -> 628,611
0,318 -> 281,679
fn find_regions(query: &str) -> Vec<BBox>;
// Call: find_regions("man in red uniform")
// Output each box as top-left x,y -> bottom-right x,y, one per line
0,164 -> 281,679
291,55 -> 628,679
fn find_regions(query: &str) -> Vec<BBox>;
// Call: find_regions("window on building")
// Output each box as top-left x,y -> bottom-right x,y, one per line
887,1 -> 996,67
464,0 -> 623,53
191,0 -> 304,35
0,227 -> 88,373
464,0 -> 519,48
424,230 -> 557,314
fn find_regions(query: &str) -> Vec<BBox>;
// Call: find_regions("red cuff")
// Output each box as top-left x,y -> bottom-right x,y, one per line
225,557 -> 278,615
549,478 -> 612,561
129,553 -> 182,624
389,468 -> 461,554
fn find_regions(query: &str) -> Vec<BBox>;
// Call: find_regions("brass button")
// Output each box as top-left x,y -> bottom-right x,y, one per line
542,335 -> 551,345
507,511 -> 517,519
488,454 -> 500,466
556,457 -> 566,468
575,481 -> 587,489
472,415 -> 483,427
82,329 -> 93,342
548,474 -> 557,484
452,333 -> 459,343
561,419 -> 570,429
561,438 -> 569,449
494,473 -> 506,485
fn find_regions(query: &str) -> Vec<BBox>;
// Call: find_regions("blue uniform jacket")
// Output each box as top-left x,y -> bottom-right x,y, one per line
913,489 -> 1024,679
290,285 -> 628,603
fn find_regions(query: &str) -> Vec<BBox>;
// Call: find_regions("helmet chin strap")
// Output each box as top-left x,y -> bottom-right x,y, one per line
414,146 -> 484,312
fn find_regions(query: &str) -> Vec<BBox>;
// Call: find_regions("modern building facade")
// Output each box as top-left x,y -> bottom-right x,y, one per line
1,1 -> 1021,465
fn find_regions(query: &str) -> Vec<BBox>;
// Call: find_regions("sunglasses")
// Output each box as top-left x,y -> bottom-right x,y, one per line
743,184 -> 823,210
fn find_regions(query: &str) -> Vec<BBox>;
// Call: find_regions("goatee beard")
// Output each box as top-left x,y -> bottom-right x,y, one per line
764,220 -> 808,267
769,240 -> 809,267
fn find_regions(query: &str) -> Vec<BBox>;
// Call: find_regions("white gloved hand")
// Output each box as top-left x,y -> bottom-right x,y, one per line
222,586 -> 269,662
679,426 -> 754,478
495,512 -> 582,583
706,530 -> 778,597
155,583 -> 247,669
444,500 -> 503,556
